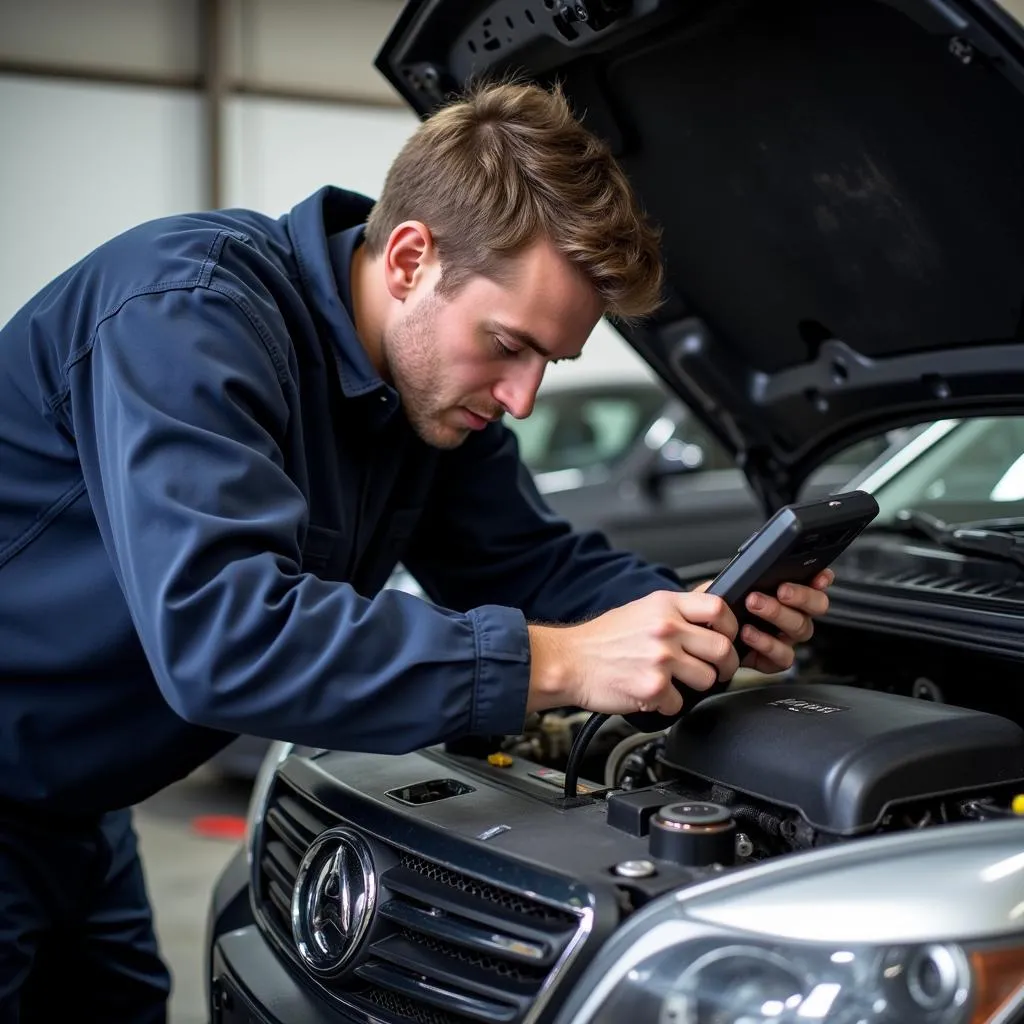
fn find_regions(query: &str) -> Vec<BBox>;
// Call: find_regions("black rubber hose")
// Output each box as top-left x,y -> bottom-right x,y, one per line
563,712 -> 609,799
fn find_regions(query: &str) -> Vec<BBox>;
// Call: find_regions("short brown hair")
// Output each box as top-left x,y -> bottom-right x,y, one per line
364,81 -> 663,319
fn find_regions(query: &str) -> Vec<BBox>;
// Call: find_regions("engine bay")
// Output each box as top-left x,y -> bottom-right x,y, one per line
286,671 -> 1024,913
445,679 -> 1024,873
258,672 -> 1024,956
607,682 -> 1024,863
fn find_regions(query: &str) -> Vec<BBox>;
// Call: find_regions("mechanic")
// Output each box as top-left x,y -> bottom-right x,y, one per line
0,82 -> 831,1020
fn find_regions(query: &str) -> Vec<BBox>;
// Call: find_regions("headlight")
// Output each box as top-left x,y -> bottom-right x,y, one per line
244,740 -> 294,866
577,930 -> 1021,1024
559,822 -> 1024,1024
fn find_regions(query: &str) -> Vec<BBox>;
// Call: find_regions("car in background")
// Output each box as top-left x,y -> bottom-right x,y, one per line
508,378 -> 896,571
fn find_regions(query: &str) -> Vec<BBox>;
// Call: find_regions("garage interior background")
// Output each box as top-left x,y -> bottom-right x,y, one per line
0,0 -> 655,388
4,2 -> 1024,1023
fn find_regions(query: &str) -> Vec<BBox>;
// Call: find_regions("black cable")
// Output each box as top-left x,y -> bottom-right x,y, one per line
563,711 -> 609,799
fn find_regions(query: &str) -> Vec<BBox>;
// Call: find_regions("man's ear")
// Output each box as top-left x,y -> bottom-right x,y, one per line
383,221 -> 438,301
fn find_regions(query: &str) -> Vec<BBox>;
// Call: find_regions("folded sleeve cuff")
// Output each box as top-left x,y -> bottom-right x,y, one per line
467,604 -> 531,736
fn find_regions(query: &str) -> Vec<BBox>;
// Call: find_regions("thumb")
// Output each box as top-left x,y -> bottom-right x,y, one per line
660,682 -> 684,715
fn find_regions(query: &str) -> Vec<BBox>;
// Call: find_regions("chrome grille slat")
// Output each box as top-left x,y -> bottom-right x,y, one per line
262,840 -> 299,892
263,807 -> 310,858
354,959 -> 519,1024
349,979 -> 475,1024
272,792 -> 334,844
267,880 -> 292,926
383,929 -> 546,990
377,897 -> 556,968
396,852 -> 577,926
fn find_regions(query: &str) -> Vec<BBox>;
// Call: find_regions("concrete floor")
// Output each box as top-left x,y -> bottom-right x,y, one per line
135,768 -> 252,1024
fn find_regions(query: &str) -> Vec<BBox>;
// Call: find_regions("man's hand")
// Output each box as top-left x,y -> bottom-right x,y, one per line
527,590 -> 740,718
695,569 -> 834,675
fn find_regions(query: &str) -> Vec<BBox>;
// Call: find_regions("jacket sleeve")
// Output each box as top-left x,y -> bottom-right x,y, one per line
68,283 -> 531,753
402,422 -> 685,626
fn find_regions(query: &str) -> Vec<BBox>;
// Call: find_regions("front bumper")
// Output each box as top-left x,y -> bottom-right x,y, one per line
211,928 -> 344,1024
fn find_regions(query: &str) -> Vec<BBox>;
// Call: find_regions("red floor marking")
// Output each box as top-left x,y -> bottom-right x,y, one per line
191,814 -> 248,841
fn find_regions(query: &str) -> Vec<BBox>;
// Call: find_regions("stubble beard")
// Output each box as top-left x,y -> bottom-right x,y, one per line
381,295 -> 468,451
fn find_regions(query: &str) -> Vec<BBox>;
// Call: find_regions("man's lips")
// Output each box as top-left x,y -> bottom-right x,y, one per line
460,407 -> 497,431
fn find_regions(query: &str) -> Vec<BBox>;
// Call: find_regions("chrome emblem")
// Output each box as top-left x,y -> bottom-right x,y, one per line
291,827 -> 376,975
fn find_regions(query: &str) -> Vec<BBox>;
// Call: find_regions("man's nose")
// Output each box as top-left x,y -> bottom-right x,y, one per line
493,364 -> 543,420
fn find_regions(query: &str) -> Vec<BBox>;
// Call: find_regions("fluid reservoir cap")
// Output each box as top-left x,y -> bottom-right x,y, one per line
656,802 -> 734,828
649,801 -> 736,867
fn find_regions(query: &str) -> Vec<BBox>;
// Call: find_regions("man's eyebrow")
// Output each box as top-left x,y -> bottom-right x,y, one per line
489,321 -> 581,362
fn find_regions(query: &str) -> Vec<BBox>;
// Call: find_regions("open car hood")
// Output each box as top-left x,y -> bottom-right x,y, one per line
376,0 -> 1024,511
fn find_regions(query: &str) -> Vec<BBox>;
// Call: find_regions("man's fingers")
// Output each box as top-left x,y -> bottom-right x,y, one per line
744,593 -> 809,640
743,648 -> 790,675
740,624 -> 797,671
640,681 -> 684,716
647,687 -> 683,716
776,582 -> 830,616
813,569 -> 835,590
676,627 -> 740,684
745,585 -> 827,636
674,592 -> 738,640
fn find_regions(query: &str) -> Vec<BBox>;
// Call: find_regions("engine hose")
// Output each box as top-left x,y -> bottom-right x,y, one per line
730,804 -> 784,836
708,785 -> 784,836
563,712 -> 609,799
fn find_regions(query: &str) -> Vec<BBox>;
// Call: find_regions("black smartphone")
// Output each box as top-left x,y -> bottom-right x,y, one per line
623,490 -> 878,732
706,488 -> 879,661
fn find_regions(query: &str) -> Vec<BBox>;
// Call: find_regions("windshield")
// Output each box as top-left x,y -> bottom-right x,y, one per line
868,416 -> 1024,525
504,383 -> 666,475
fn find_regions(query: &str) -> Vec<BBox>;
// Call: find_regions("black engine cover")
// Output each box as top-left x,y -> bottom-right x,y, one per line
661,683 -> 1024,835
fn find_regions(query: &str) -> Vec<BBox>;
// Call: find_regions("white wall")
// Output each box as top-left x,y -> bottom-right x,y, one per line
0,0 -> 650,381
0,74 -> 204,323
231,0 -> 406,105
0,0 -> 200,77
224,97 -> 418,215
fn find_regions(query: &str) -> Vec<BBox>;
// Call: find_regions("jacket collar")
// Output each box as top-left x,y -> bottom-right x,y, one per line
283,186 -> 399,418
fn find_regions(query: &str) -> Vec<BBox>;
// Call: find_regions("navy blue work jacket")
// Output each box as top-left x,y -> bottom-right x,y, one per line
0,186 -> 681,817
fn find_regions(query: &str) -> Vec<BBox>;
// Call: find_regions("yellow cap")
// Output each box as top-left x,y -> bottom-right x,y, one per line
1011,794 -> 1024,815
487,752 -> 514,768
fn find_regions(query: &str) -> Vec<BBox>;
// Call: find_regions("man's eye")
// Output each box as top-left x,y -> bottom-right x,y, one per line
492,336 -> 519,358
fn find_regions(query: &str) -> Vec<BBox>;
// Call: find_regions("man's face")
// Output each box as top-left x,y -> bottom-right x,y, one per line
382,238 -> 602,450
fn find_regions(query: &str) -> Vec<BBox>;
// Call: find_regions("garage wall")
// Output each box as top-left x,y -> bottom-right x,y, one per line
230,0 -> 406,106
0,0 -> 202,79
0,74 -> 205,323
224,98 -> 417,215
0,0 -> 659,382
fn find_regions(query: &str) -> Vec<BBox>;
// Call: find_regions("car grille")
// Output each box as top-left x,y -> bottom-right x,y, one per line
255,775 -> 584,1024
